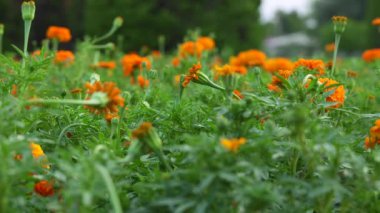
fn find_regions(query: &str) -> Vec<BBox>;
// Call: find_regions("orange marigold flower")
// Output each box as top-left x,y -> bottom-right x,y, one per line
182,63 -> 202,87
132,122 -> 153,139
362,49 -> 380,62
372,17 -> 380,26
230,49 -> 267,67
11,84 -> 17,97
84,81 -> 125,120
263,58 -> 293,73
220,138 -> 246,152
54,50 -> 74,65
121,53 -> 151,76
137,75 -> 150,89
196,36 -> 215,51
271,69 -> 294,85
34,180 -> 54,197
294,58 -> 325,76
95,61 -> 116,70
347,70 -> 358,78
365,136 -> 377,150
213,64 -> 247,79
30,142 -> 45,159
172,57 -> 181,67
151,50 -> 161,58
325,43 -> 335,53
179,41 -> 203,58
233,90 -> 244,99
70,88 -> 82,94
46,26 -> 71,43
267,83 -> 281,92
318,78 -> 345,108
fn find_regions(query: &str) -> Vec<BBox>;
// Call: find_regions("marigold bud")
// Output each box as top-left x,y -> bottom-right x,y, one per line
113,16 -> 123,28
332,16 -> 348,34
21,1 -> 36,21
0,24 -> 4,35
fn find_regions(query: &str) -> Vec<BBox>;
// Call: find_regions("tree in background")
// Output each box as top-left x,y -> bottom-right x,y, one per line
0,0 -> 263,52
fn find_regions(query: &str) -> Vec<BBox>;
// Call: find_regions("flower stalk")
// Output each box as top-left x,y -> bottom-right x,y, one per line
331,16 -> 347,76
0,24 -> 4,54
21,1 -> 36,68
93,17 -> 123,44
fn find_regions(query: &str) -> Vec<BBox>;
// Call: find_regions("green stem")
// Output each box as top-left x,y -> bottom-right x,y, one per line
95,164 -> 123,213
331,34 -> 341,76
52,39 -> 59,52
93,27 -> 117,44
22,20 -> 32,69
0,34 -> 3,54
27,98 -> 100,106
57,123 -> 97,146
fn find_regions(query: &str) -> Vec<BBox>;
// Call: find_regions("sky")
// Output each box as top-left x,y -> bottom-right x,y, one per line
260,0 -> 312,22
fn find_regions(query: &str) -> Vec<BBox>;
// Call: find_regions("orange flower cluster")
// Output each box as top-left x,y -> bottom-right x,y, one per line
213,64 -> 247,78
178,36 -> 215,59
94,61 -> 116,70
365,120 -> 380,149
220,137 -> 246,152
318,78 -> 345,108
267,69 -> 294,92
294,58 -> 325,76
121,53 -> 151,76
325,43 -> 335,53
362,49 -> 380,62
182,63 -> 202,87
171,57 -> 181,67
85,81 -> 125,121
132,122 -> 153,139
34,180 -> 54,197
54,50 -> 74,65
263,58 -> 293,73
372,18 -> 380,26
137,75 -> 150,89
230,49 -> 266,67
46,26 -> 71,43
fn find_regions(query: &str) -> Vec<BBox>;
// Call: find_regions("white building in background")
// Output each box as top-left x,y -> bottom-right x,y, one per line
264,32 -> 316,57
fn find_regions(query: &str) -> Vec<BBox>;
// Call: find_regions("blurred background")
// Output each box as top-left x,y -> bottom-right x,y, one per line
0,0 -> 379,56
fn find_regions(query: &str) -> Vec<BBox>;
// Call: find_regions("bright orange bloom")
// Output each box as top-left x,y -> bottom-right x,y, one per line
347,70 -> 358,78
95,61 -> 116,70
54,50 -> 74,65
271,69 -> 294,85
30,142 -> 45,159
214,64 -> 247,78
196,36 -> 215,51
364,120 -> 380,150
362,49 -> 380,62
137,75 -> 150,89
267,83 -> 281,92
372,18 -> 380,26
11,84 -> 17,97
84,81 -> 125,120
121,53 -> 151,76
172,57 -> 181,67
70,88 -> 82,94
151,50 -> 161,58
220,138 -> 246,152
263,58 -> 293,73
46,26 -> 71,43
318,78 -> 345,108
132,122 -> 153,139
30,142 -> 49,168
233,90 -> 244,99
294,58 -> 325,76
34,180 -> 54,197
179,41 -> 203,58
230,49 -> 266,67
325,43 -> 335,53
182,63 -> 202,87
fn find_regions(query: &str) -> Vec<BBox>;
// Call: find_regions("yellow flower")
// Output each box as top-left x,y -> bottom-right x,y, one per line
220,138 -> 246,152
